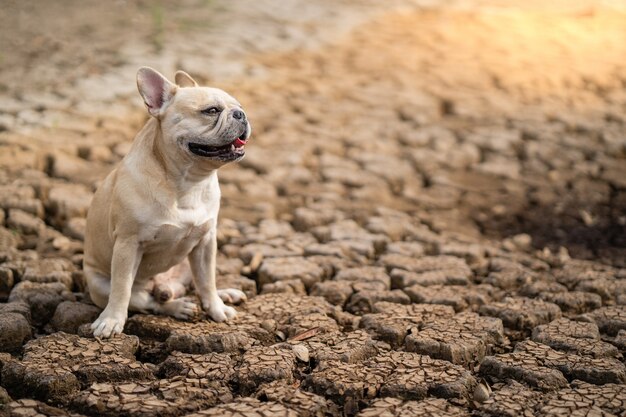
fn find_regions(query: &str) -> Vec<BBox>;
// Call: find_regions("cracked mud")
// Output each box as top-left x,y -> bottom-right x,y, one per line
1,0 -> 625,416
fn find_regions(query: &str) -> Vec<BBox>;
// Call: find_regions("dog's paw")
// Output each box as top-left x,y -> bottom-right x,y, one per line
217,288 -> 247,304
206,298 -> 237,322
91,312 -> 126,338
161,297 -> 198,320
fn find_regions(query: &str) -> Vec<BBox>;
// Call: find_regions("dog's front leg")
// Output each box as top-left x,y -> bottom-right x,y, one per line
188,230 -> 237,322
91,237 -> 141,337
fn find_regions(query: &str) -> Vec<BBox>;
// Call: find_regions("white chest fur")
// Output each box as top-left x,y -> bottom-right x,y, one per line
135,175 -> 220,279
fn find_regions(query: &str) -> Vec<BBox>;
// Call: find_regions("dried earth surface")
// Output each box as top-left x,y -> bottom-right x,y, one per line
0,0 -> 625,416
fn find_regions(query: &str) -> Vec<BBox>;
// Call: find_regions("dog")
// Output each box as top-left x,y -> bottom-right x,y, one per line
83,67 -> 250,338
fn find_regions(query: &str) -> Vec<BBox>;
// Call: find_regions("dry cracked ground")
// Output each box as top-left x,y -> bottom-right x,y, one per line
1,0 -> 626,416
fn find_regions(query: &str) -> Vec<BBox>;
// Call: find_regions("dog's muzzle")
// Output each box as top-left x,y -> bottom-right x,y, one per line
188,125 -> 249,160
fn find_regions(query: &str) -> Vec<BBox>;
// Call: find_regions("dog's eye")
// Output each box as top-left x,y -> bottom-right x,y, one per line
201,107 -> 221,115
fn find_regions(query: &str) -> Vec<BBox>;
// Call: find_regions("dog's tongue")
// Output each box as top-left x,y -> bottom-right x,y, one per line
233,138 -> 246,148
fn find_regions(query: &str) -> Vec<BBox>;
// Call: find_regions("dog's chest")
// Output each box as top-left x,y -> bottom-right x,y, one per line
157,218 -> 211,243
140,202 -> 216,252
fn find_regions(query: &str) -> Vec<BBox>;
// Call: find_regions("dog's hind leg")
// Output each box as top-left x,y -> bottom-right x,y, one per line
151,259 -> 245,304
84,268 -> 111,310
86,268 -> 197,320
217,288 -> 247,304
152,260 -> 192,303
128,287 -> 198,320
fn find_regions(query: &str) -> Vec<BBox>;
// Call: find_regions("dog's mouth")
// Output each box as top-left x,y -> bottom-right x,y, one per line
188,136 -> 247,160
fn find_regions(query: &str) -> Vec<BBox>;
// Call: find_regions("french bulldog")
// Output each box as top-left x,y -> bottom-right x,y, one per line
84,67 -> 250,338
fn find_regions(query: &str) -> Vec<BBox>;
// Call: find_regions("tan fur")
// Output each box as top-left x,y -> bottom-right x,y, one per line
84,67 -> 250,338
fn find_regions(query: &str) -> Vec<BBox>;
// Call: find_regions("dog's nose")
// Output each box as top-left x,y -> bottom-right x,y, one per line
232,109 -> 246,121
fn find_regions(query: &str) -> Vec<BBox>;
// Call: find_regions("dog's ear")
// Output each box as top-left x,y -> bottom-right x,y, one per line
136,67 -> 177,117
175,70 -> 198,88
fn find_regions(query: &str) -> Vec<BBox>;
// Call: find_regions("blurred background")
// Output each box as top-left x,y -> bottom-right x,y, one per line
0,0 -> 625,266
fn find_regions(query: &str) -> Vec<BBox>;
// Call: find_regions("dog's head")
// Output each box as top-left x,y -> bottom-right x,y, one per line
136,67 -> 251,167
